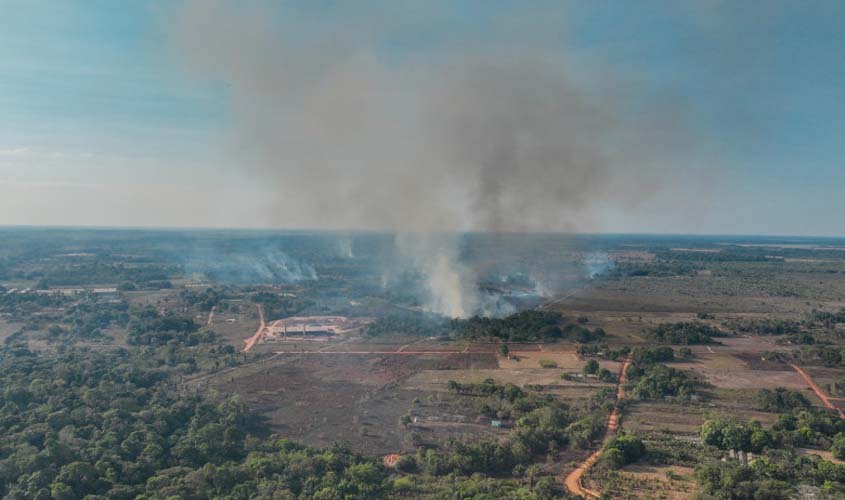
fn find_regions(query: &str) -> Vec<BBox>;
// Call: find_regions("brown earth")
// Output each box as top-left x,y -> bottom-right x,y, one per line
213,350 -> 500,454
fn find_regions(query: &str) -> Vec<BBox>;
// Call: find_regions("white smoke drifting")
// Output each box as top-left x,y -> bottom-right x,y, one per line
336,236 -> 355,259
184,246 -> 317,284
584,252 -> 615,279
170,1 -> 694,317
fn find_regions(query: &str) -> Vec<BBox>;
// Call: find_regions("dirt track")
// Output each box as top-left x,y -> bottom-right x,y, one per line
564,353 -> 633,499
242,304 -> 265,353
789,362 -> 845,419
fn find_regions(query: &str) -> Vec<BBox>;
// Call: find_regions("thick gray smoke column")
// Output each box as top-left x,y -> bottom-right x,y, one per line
171,1 -> 687,317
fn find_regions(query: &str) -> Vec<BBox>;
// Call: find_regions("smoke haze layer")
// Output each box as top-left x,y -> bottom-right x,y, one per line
170,1 -> 699,316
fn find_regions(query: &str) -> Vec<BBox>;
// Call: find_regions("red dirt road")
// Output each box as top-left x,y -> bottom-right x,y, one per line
564,354 -> 633,499
242,304 -> 265,353
789,362 -> 845,419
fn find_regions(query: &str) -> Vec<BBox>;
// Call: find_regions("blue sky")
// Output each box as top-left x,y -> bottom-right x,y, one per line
1,1 -> 843,235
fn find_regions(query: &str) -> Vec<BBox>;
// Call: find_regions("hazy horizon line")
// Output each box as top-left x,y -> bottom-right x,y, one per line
1,223 -> 844,241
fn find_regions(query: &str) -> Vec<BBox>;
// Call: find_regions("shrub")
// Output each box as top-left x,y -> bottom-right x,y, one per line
632,347 -> 675,365
583,359 -> 600,375
647,321 -> 726,345
603,434 -> 645,467
562,324 -> 606,343
393,476 -> 414,491
756,388 -> 810,412
699,419 -> 781,453
601,448 -> 625,469
451,311 -> 564,341
629,364 -> 699,400
538,359 -> 558,369
830,433 -> 845,460
395,455 -> 418,473
597,368 -> 615,382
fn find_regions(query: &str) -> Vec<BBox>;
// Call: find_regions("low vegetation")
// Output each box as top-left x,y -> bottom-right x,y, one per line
366,310 -> 608,344
437,379 -> 611,479
694,453 -> 845,500
756,388 -> 811,412
631,346 -> 675,365
695,402 -> 845,499
645,321 -> 727,345
793,345 -> 845,367
627,364 -> 701,400
450,311 -> 566,341
362,312 -> 448,338
537,359 -> 557,369
726,318 -> 802,336
577,344 -> 631,361
601,434 -> 646,469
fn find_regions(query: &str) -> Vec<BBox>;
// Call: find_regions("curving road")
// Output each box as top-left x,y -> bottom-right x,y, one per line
564,353 -> 633,498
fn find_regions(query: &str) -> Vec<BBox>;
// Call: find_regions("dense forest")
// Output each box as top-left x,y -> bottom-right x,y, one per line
364,310 -> 608,344
645,321 -> 727,345
0,298 -> 600,500
0,328 -> 398,500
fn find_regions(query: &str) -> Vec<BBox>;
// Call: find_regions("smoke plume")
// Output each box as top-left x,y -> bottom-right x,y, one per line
170,1 -> 692,316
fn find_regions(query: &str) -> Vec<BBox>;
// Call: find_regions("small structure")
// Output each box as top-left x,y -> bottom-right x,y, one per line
263,316 -> 374,342
92,287 -> 119,299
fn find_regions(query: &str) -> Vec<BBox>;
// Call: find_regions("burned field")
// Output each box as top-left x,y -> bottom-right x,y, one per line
212,350 -> 501,454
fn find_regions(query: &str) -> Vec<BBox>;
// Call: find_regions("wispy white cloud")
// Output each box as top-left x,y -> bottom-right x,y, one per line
0,147 -> 33,157
0,146 -> 98,161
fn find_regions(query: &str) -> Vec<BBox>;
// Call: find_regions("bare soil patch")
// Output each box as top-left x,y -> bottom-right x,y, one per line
625,403 -> 704,435
215,352 -> 498,454
403,367 -> 609,392
797,448 -> 845,464
499,351 -> 582,370
668,353 -> 807,390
